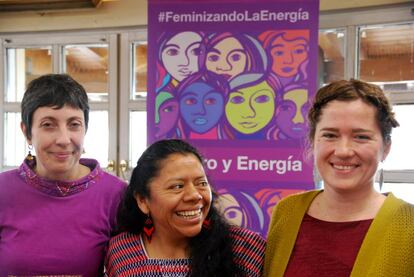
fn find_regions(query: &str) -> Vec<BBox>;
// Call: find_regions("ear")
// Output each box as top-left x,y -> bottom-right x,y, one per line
134,193 -> 150,215
20,122 -> 31,144
382,141 -> 391,162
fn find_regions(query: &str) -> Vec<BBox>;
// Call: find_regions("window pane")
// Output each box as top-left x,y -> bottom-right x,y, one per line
384,105 -> 414,170
4,112 -> 26,166
83,111 -> 109,167
6,47 -> 52,102
129,111 -> 147,167
379,183 -> 414,204
132,42 -> 148,99
358,23 -> 414,93
318,29 -> 345,88
63,44 -> 109,102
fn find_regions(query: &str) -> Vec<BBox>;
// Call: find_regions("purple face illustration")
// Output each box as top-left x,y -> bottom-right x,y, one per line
155,92 -> 179,138
179,82 -> 224,134
275,88 -> 309,139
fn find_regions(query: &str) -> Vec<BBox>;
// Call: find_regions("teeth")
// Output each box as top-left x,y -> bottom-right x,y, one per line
333,164 -> 354,170
176,209 -> 201,217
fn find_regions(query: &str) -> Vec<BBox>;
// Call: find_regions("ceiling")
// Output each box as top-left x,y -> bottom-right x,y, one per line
0,0 -> 105,12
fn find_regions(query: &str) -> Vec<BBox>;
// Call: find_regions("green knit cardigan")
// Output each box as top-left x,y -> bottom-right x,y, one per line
264,190 -> 414,277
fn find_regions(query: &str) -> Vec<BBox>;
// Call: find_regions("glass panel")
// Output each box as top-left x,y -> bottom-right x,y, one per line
132,42 -> 148,99
83,111 -> 109,168
129,111 -> 147,167
4,112 -> 26,166
384,105 -> 414,170
3,111 -> 109,168
6,47 -> 52,102
358,23 -> 414,93
63,44 -> 109,102
318,29 -> 345,88
378,183 -> 414,204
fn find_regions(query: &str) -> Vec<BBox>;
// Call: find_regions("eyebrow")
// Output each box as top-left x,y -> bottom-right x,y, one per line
183,92 -> 198,97
230,90 -> 244,96
208,48 -> 221,54
164,43 -> 179,49
320,127 -> 373,133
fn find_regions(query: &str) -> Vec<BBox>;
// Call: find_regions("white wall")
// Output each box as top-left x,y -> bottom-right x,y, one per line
0,0 -> 411,33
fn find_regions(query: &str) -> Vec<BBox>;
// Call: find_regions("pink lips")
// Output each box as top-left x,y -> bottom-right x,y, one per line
53,152 -> 73,160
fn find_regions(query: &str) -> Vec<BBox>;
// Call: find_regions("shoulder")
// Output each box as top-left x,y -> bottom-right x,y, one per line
229,226 -> 266,246
0,168 -> 22,193
275,190 -> 320,211
81,158 -> 127,193
229,227 -> 265,276
382,193 -> 414,225
108,232 -> 142,251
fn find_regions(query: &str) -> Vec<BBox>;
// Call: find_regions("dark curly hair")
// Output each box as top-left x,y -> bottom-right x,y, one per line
308,79 -> 399,146
117,139 -> 241,276
21,74 -> 89,140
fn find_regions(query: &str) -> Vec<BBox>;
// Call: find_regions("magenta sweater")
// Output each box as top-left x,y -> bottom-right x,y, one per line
0,158 -> 126,277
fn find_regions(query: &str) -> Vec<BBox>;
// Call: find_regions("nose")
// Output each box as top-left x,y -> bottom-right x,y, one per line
334,138 -> 355,158
292,109 -> 304,124
55,127 -> 71,146
217,58 -> 232,71
193,102 -> 206,115
183,184 -> 203,202
242,101 -> 256,118
181,53 -> 190,66
283,51 -> 294,64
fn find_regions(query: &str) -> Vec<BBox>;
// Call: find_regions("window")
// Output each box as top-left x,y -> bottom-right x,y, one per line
319,4 -> 414,203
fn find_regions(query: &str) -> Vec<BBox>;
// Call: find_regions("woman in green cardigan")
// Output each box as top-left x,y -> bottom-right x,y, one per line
264,79 -> 414,277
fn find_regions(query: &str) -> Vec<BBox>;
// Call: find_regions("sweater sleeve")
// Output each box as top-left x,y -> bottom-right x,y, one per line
229,227 -> 266,277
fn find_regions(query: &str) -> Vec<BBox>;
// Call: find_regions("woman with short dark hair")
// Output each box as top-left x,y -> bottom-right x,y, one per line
0,74 -> 126,276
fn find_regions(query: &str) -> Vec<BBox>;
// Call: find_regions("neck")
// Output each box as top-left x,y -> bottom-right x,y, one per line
309,186 -> 385,222
143,233 -> 190,259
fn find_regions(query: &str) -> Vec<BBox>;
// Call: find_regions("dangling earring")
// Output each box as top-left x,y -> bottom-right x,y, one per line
202,218 -> 211,230
26,144 -> 34,161
143,215 -> 155,242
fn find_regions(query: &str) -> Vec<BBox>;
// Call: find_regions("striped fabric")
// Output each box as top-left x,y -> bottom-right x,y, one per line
105,226 -> 266,276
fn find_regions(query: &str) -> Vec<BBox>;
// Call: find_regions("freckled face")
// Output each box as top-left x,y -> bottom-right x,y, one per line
206,37 -> 247,80
271,36 -> 308,78
161,32 -> 202,82
314,99 -> 390,193
225,80 -> 275,134
136,153 -> 212,243
23,105 -> 86,181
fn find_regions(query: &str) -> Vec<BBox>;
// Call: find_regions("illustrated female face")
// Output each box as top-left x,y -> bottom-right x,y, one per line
314,99 -> 390,193
180,81 -> 224,133
161,32 -> 202,82
206,37 -> 247,80
23,105 -> 86,181
218,193 -> 244,226
270,35 -> 308,78
135,153 -> 212,242
276,88 -> 309,139
225,80 -> 275,134
155,97 -> 179,139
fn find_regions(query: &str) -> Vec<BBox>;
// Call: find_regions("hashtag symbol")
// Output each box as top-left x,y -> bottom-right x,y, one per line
158,12 -> 165,22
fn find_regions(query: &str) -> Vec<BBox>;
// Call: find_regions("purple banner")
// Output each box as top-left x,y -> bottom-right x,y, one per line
148,0 -> 319,237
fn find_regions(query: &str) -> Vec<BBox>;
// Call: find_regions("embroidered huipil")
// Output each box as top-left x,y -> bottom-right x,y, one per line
105,227 -> 266,277
0,158 -> 126,277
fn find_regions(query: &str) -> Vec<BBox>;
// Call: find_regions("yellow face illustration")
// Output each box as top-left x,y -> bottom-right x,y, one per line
225,80 -> 275,134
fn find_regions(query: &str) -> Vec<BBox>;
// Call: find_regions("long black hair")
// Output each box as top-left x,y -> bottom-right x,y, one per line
117,139 -> 240,276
